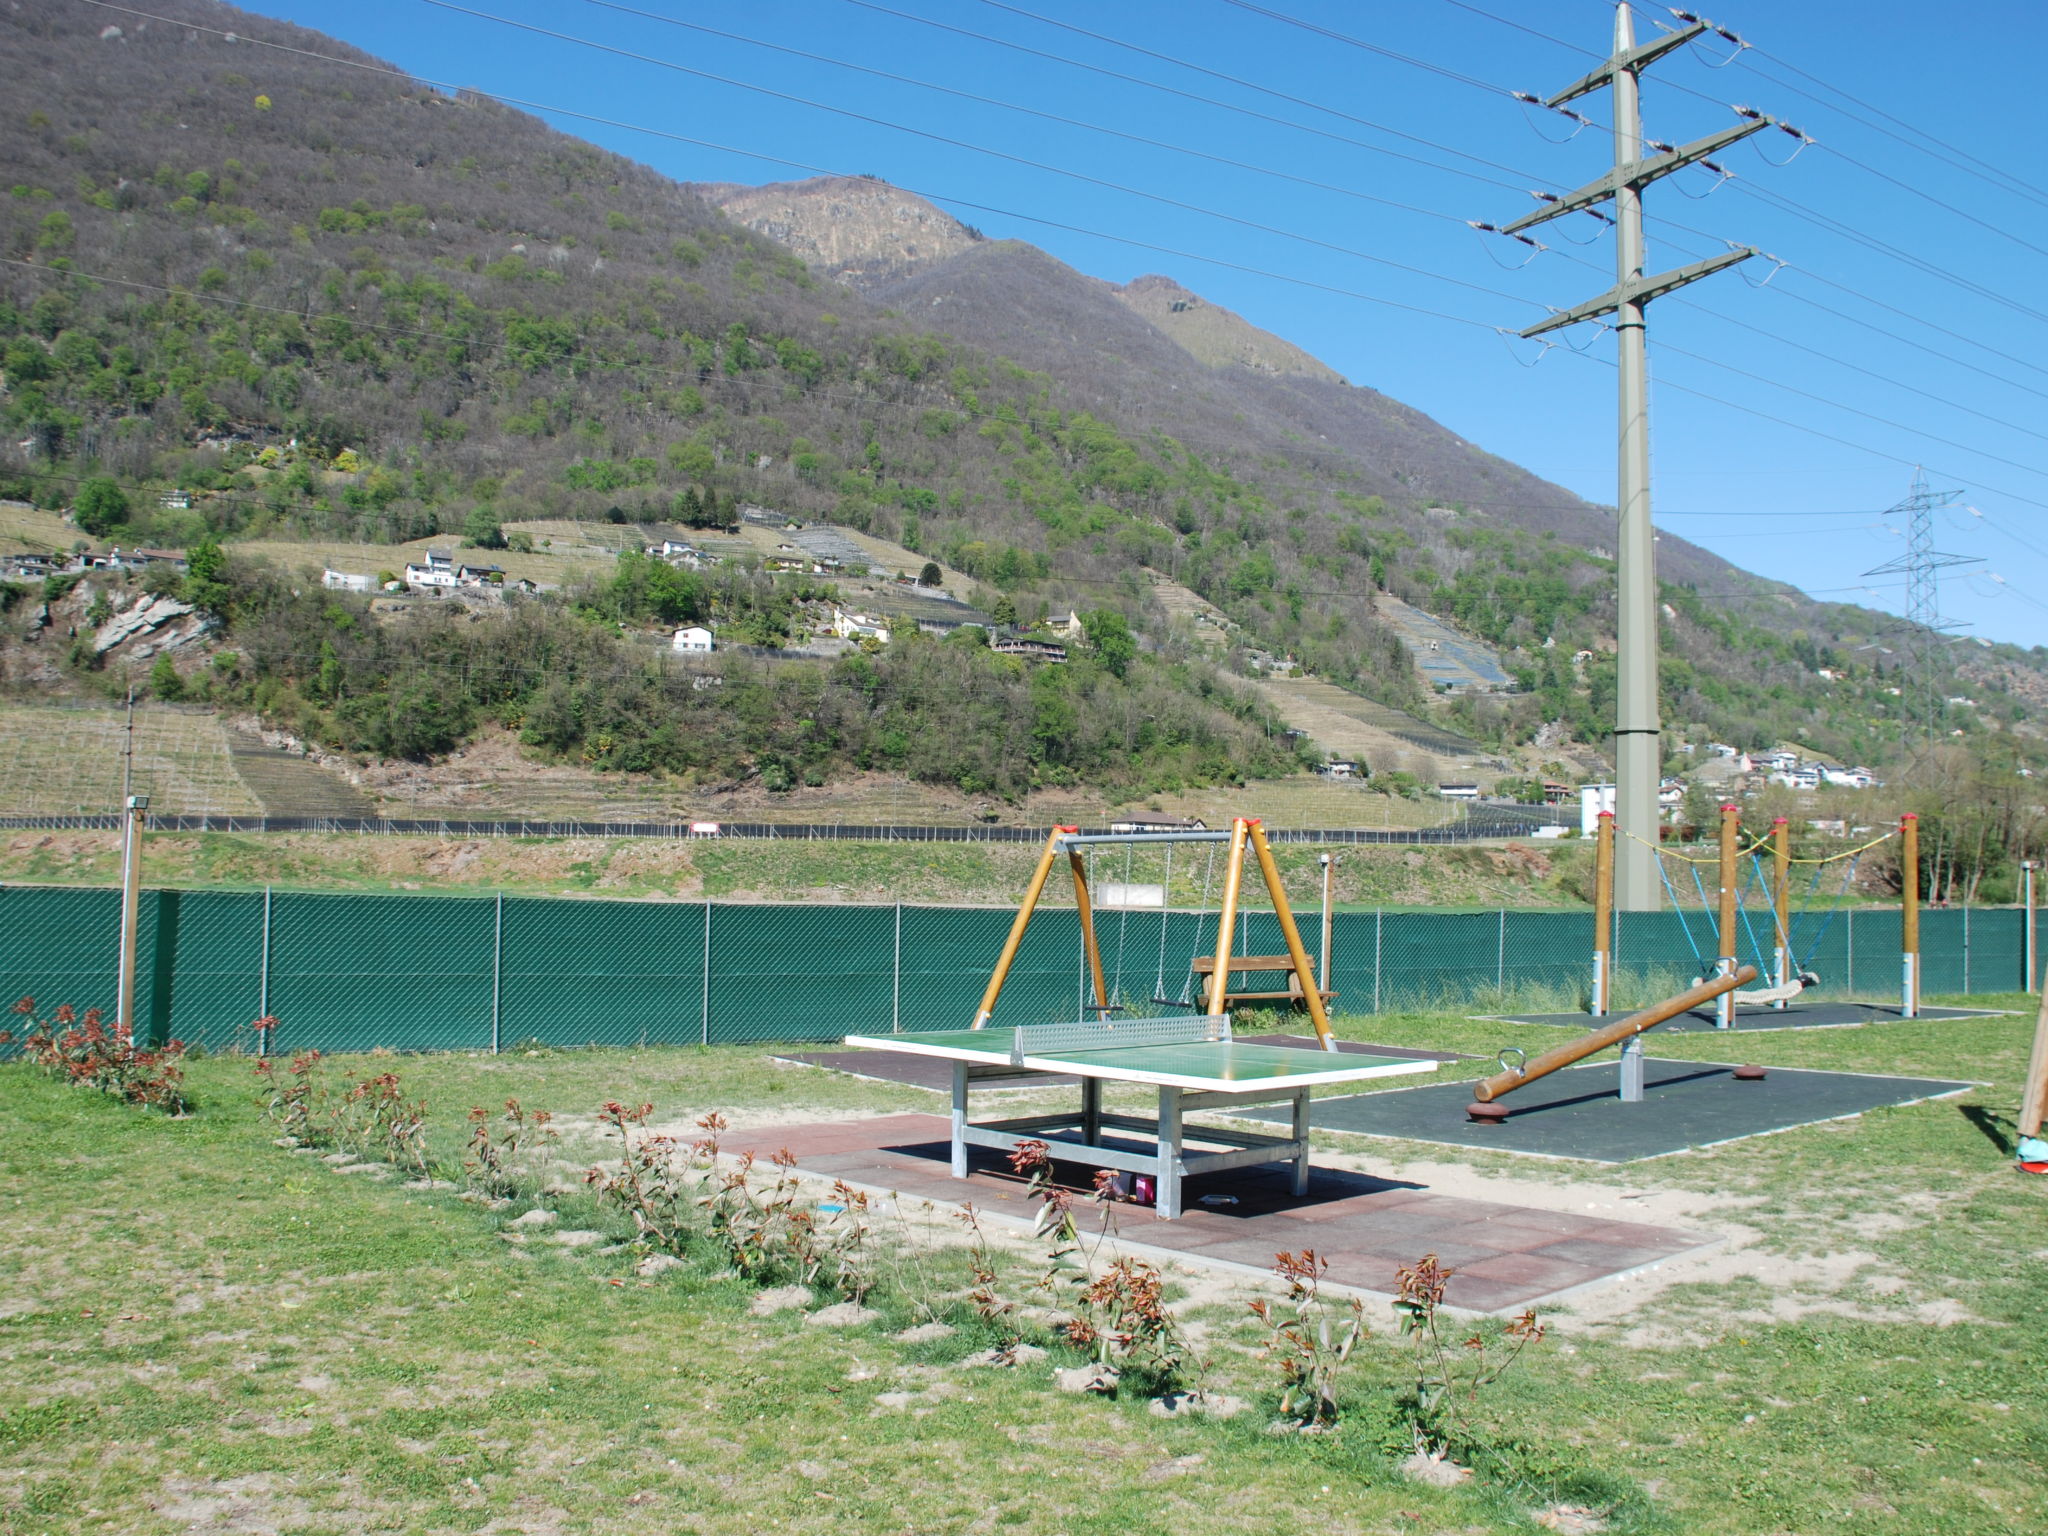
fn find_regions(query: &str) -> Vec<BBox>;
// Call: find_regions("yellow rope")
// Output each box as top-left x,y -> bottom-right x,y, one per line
1624,828 -> 1773,865
1788,829 -> 1896,866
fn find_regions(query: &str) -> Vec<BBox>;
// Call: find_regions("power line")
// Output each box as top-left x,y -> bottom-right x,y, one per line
836,0 -> 1536,197
419,0 -> 1544,314
1737,43 -> 2048,209
969,0 -> 1558,189
573,0 -> 1501,242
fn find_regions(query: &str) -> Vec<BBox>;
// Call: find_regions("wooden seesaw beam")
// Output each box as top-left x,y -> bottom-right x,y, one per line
1472,964 -> 1759,1103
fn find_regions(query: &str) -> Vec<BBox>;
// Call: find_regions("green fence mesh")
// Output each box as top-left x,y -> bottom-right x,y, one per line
0,884 -> 2032,1054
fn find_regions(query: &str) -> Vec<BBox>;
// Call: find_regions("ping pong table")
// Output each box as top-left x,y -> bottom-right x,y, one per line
841,1016 -> 1437,1218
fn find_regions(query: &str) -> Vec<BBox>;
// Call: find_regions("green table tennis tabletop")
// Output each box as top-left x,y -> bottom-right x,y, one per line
842,1029 -> 1436,1094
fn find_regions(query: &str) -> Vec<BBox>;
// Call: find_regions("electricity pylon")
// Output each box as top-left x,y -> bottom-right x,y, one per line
1499,6 -> 1773,911
1863,467 -> 1978,745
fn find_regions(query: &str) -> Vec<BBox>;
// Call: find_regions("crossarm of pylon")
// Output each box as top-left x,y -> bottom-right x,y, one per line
1503,120 -> 1771,236
1544,19 -> 1706,107
1522,248 -> 1756,337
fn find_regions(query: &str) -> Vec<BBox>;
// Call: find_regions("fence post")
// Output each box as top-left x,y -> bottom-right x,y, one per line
892,902 -> 903,1034
491,892 -> 503,1055
1962,901 -> 1971,994
700,900 -> 712,1047
1497,908 -> 1506,992
1846,908 -> 1855,996
257,885 -> 272,1051
1372,907 -> 1383,1014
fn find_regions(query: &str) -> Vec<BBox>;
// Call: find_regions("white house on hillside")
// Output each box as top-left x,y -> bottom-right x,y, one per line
830,608 -> 890,643
321,569 -> 376,593
672,626 -> 714,653
403,549 -> 458,591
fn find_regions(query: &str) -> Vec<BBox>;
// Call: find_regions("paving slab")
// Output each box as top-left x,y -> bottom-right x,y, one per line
718,1113 -> 1712,1314
1233,1056 -> 1973,1163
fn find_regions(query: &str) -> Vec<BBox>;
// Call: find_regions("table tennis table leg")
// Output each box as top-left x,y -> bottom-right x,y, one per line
1290,1090 -> 1311,1197
1156,1087 -> 1183,1219
951,1060 -> 969,1179
1081,1076 -> 1102,1146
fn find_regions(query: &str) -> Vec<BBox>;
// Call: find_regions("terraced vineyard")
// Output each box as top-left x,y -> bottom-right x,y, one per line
0,703 -> 261,817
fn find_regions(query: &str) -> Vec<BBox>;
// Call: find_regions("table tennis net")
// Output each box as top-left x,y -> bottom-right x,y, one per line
1010,1015 -> 1230,1063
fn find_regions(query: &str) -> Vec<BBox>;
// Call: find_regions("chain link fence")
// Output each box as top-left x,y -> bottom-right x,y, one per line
0,884 -> 2032,1055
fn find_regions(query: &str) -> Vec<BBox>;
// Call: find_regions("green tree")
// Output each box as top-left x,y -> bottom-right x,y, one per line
461,505 -> 506,549
182,536 -> 231,614
148,653 -> 185,701
72,477 -> 129,536
1082,608 -> 1135,679
990,593 -> 1019,628
917,560 -> 942,588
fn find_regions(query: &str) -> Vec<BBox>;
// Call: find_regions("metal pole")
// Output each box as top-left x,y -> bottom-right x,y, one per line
1372,907 -> 1382,1015
700,900 -> 712,1046
892,901 -> 902,1034
116,794 -> 147,1031
1610,6 -> 1660,915
1771,816 -> 1791,1008
491,892 -> 503,1055
1497,906 -> 1506,993
2025,861 -> 2037,993
257,884 -> 272,1051
1901,813 -> 1920,1018
1592,811 -> 1614,1015
1317,853 -> 1334,995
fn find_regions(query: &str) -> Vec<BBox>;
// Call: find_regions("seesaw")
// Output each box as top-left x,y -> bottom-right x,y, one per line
1467,964 -> 1759,1124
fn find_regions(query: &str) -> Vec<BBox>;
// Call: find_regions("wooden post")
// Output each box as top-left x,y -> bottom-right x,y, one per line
1771,816 -> 1792,1009
1205,818 -> 1251,1018
1901,812 -> 1920,1019
1591,811 -> 1614,1015
2020,982 -> 2048,1141
971,826 -> 1069,1029
1068,846 -> 1111,1019
115,794 -> 148,1031
1473,964 -> 1756,1102
1248,820 -> 1334,1048
1716,802 -> 1741,1029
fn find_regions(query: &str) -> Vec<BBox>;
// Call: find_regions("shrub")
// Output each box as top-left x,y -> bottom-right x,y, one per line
6,997 -> 188,1112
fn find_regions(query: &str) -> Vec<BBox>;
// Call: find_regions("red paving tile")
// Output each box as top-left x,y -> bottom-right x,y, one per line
720,1114 -> 1712,1312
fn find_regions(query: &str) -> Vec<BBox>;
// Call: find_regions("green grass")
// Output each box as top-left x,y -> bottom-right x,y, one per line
3,998 -> 2043,1533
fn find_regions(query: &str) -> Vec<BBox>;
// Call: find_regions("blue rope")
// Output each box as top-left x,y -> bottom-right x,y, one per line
1789,853 -> 1862,970
1662,855 -> 1710,968
1737,854 -> 1776,976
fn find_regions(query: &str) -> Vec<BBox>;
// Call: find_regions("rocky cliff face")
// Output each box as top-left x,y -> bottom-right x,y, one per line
689,175 -> 982,284
1113,274 -> 1345,385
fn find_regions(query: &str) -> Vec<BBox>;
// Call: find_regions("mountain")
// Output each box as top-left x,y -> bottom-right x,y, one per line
1111,273 -> 1344,385
0,0 -> 2038,786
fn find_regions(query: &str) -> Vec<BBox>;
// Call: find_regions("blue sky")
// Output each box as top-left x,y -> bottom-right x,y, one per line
227,0 -> 2048,648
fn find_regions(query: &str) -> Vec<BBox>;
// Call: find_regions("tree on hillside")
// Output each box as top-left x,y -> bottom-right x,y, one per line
72,477 -> 128,536
1083,608 -> 1135,679
462,505 -> 507,549
918,561 -> 942,588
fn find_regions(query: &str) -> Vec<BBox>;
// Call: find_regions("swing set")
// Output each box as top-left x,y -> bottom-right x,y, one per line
969,817 -> 1337,1048
1587,806 -> 1911,1025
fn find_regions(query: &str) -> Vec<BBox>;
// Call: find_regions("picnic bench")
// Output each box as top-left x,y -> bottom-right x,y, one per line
1191,954 -> 1337,1010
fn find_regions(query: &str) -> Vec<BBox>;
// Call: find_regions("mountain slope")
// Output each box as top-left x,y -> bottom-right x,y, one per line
0,0 -> 2037,778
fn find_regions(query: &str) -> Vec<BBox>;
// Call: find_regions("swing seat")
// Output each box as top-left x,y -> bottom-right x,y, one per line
1733,969 -> 1820,1006
1190,955 -> 1337,1009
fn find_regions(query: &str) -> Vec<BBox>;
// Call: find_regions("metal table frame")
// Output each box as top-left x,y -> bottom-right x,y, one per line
948,1058 -> 1318,1219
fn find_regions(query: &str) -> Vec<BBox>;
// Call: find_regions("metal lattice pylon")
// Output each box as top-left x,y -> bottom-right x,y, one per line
1862,467 -> 1979,743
